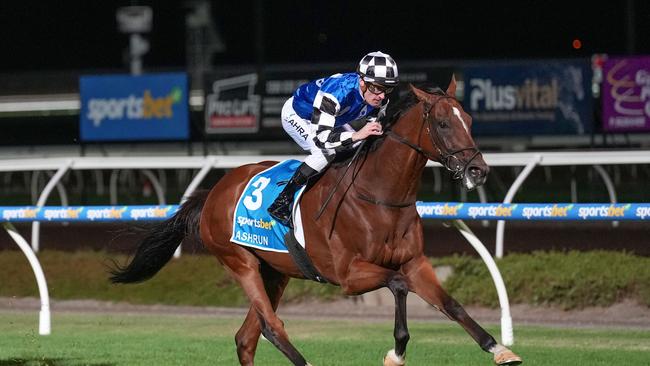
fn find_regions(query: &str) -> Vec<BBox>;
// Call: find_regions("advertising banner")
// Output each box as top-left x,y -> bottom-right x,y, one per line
0,205 -> 179,222
3,202 -> 649,223
602,56 -> 650,132
204,73 -> 261,133
463,61 -> 593,135
204,68 -> 341,133
260,69 -> 333,129
204,66 -> 455,134
261,66 -> 455,128
80,73 -> 189,141
415,202 -> 650,221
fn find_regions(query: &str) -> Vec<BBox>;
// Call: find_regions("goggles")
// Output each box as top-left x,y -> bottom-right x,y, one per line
366,83 -> 394,95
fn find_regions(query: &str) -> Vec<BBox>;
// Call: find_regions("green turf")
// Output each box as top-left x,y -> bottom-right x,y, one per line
3,250 -> 649,310
1,311 -> 648,366
0,250 -> 341,308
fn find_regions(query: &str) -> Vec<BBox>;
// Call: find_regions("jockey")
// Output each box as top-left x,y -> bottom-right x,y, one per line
268,51 -> 399,227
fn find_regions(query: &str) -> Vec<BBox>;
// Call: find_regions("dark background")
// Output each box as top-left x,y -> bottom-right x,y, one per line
1,1 -> 648,72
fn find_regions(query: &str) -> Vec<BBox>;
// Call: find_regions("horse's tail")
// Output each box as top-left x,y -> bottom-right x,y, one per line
109,189 -> 210,284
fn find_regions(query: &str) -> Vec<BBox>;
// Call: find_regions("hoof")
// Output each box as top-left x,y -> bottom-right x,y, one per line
494,348 -> 522,365
383,349 -> 405,366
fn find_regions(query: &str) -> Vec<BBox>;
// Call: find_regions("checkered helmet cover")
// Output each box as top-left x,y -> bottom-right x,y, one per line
357,51 -> 399,86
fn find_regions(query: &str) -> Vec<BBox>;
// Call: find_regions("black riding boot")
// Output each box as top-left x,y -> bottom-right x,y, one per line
268,163 -> 318,227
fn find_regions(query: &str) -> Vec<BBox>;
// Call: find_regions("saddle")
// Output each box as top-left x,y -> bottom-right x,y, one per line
231,160 -> 328,283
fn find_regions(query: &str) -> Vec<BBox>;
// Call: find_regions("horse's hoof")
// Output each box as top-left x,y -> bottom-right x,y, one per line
494,348 -> 522,365
383,349 -> 405,366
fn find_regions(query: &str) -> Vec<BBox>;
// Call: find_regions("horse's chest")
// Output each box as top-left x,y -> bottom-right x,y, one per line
347,214 -> 421,266
362,232 -> 420,267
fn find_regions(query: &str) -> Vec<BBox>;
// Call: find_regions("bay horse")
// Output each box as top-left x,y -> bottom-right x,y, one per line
110,77 -> 522,366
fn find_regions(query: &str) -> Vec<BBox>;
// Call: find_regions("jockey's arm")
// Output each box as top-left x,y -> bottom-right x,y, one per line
311,93 -> 387,151
347,99 -> 389,130
346,99 -> 388,141
311,92 -> 354,152
347,117 -> 367,131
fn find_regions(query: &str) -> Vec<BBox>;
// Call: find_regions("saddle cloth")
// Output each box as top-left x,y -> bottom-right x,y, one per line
231,160 -> 307,252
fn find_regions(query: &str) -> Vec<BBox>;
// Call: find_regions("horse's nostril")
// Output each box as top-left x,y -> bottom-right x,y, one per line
469,166 -> 482,177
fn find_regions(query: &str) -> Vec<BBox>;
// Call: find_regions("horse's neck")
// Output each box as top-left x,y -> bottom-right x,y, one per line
353,106 -> 428,204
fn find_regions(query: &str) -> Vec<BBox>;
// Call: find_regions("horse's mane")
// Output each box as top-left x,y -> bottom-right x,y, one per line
331,85 -> 445,167
384,85 -> 446,130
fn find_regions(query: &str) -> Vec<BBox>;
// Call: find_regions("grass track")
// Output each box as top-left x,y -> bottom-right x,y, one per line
1,311 -> 649,366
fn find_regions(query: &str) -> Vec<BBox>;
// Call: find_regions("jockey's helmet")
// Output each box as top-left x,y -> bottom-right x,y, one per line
357,51 -> 399,87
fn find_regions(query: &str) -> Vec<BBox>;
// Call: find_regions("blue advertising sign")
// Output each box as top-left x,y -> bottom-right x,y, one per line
0,205 -> 179,222
2,202 -> 649,223
80,73 -> 189,141
415,202 -> 650,221
463,61 -> 593,135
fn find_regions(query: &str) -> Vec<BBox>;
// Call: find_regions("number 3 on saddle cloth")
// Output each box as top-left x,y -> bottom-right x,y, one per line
231,159 -> 308,253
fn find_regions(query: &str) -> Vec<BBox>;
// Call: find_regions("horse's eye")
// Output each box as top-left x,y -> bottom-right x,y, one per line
439,121 -> 449,129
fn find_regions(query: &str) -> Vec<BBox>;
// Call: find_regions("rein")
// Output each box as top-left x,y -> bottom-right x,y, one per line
314,140 -> 367,220
387,95 -> 481,180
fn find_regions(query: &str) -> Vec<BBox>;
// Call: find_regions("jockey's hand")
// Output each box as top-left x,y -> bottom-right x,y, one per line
352,121 -> 383,141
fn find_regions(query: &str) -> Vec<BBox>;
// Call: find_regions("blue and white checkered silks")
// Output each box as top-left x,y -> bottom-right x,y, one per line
290,73 -> 373,156
231,160 -> 306,252
357,51 -> 399,86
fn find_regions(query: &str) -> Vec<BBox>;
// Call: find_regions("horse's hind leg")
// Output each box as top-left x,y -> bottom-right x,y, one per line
218,248 -> 309,366
404,257 -> 522,365
235,263 -> 290,366
236,309 -> 262,366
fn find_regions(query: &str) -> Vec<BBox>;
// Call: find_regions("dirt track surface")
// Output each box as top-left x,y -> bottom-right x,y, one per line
2,297 -> 649,329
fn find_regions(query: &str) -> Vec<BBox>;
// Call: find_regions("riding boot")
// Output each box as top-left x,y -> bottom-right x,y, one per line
268,163 -> 318,227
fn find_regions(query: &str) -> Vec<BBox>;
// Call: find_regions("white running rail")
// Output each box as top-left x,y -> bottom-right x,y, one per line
2,150 -> 649,340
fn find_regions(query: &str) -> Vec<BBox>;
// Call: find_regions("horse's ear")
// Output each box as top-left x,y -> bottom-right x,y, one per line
446,74 -> 457,97
410,84 -> 432,102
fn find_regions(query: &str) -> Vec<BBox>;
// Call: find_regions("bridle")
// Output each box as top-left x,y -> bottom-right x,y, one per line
385,95 -> 481,180
325,94 -> 483,215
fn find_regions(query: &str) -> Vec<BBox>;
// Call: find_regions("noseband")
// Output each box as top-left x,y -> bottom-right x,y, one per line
386,95 -> 481,180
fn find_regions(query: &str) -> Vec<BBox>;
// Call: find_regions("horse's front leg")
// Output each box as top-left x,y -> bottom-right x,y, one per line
403,256 -> 522,365
384,275 -> 409,366
339,259 -> 409,366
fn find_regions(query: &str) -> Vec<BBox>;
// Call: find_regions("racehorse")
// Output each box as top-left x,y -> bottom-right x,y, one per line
110,76 -> 522,366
